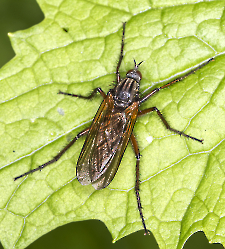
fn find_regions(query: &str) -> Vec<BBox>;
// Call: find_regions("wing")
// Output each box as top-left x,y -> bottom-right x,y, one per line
76,92 -> 138,190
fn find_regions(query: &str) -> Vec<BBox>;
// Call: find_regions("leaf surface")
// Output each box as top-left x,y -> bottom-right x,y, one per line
0,0 -> 225,248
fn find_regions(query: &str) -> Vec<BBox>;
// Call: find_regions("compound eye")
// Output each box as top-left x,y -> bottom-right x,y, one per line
136,70 -> 142,80
127,69 -> 133,75
126,70 -> 142,82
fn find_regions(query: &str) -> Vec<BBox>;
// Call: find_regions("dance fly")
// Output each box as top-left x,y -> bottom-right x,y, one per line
14,23 -> 213,235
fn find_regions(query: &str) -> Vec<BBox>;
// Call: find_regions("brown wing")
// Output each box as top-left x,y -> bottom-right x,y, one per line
76,92 -> 138,190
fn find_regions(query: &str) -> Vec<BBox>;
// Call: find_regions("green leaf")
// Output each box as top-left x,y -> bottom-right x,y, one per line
1,0 -> 225,248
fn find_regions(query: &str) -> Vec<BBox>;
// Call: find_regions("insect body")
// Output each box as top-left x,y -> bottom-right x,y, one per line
77,62 -> 141,190
14,23 -> 213,235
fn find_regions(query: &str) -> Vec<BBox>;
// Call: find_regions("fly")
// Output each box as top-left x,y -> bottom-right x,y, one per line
14,23 -> 213,235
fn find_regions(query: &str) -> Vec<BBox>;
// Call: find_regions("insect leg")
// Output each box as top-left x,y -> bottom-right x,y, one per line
138,107 -> 203,143
14,127 -> 90,181
58,87 -> 107,99
116,22 -> 126,83
130,133 -> 150,235
139,58 -> 214,104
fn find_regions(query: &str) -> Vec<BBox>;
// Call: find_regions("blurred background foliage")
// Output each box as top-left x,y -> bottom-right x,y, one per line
0,0 -> 224,248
